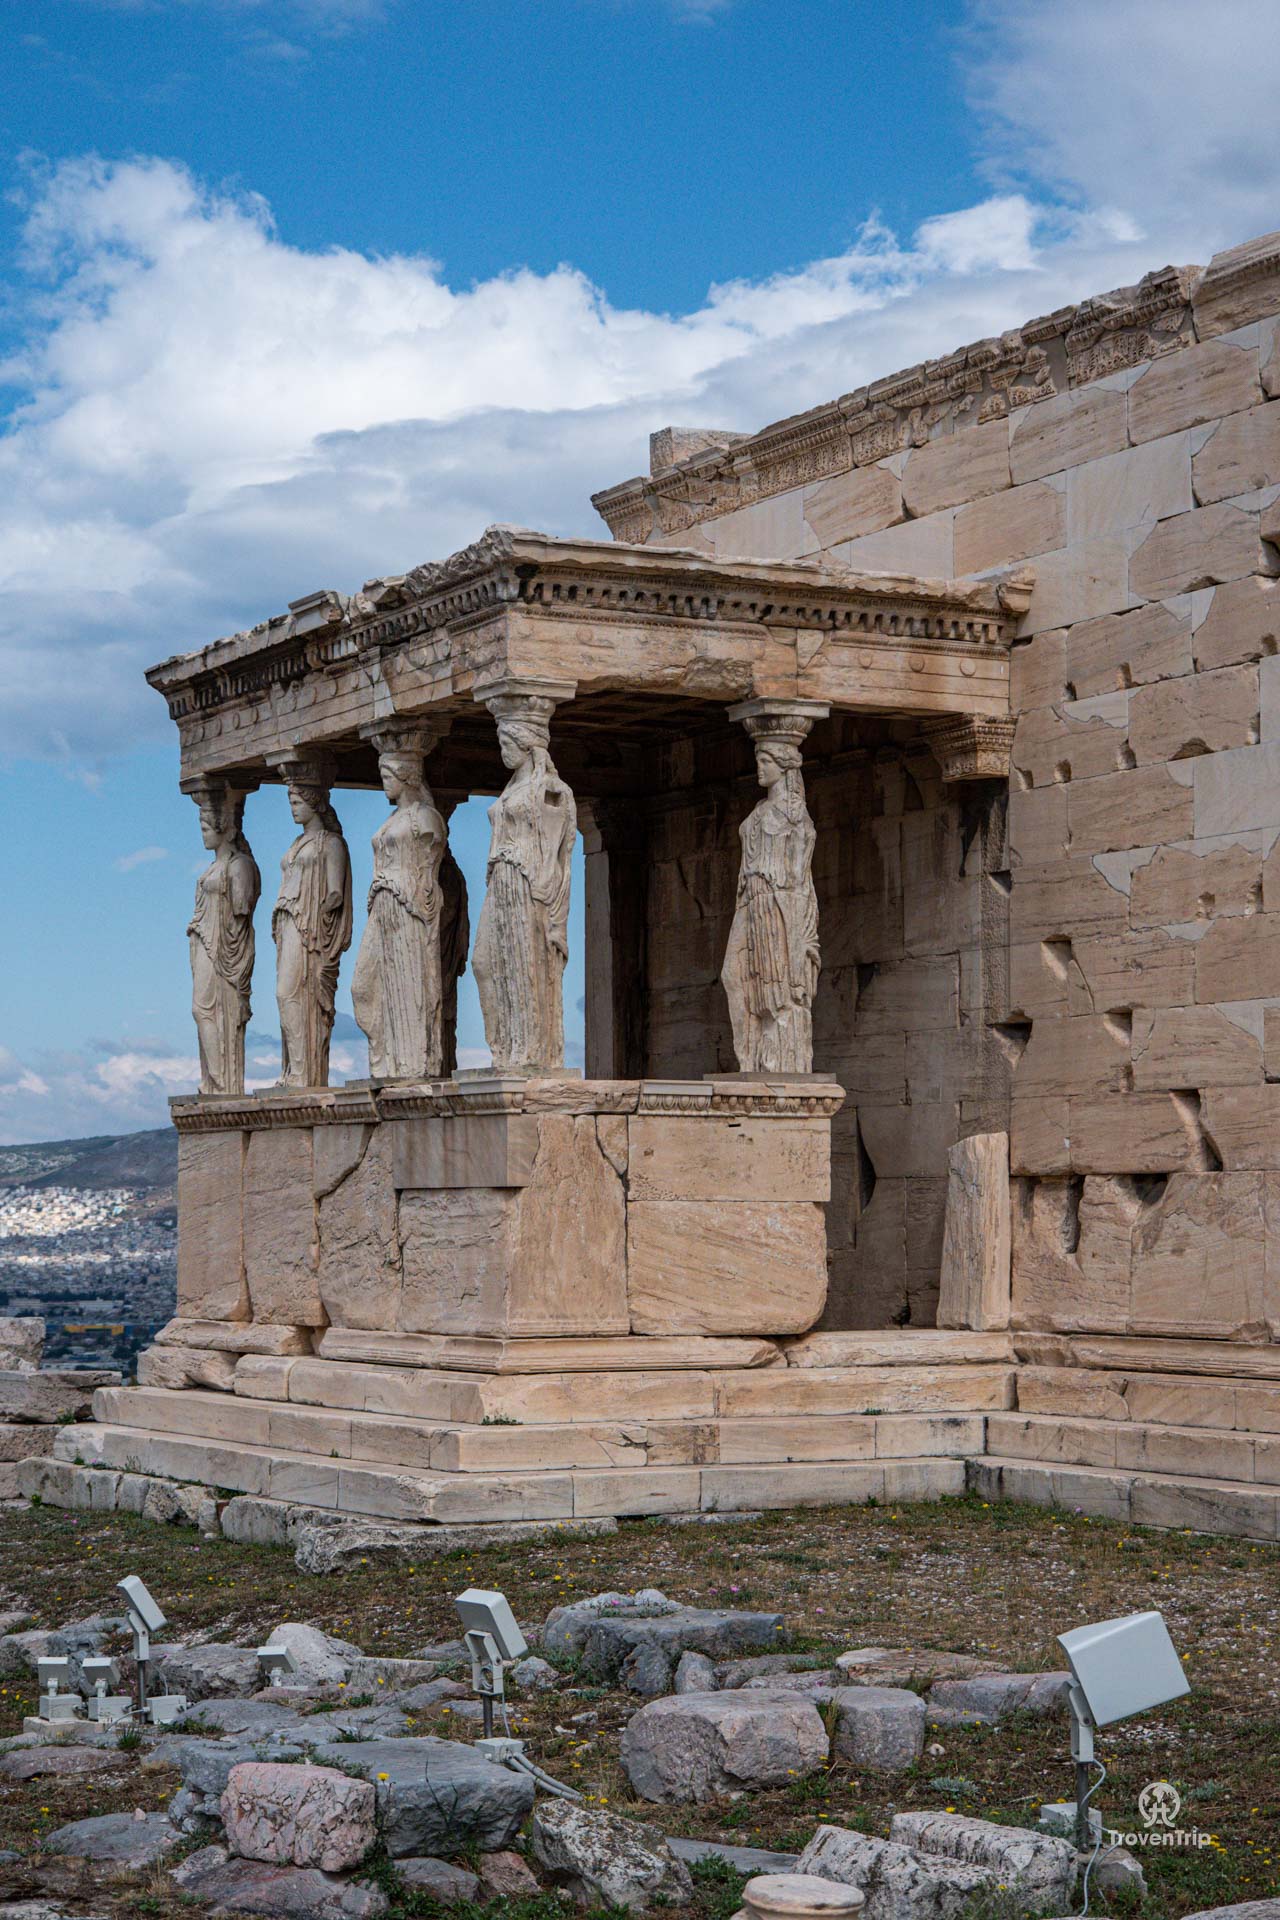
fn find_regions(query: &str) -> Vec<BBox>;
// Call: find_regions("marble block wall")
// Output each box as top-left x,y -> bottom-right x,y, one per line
616,233 -> 1280,1341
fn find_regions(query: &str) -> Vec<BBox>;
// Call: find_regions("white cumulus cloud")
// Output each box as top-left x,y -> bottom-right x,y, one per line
114,845 -> 169,872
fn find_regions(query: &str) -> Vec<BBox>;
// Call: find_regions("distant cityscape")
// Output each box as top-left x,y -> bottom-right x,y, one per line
0,1129 -> 177,1371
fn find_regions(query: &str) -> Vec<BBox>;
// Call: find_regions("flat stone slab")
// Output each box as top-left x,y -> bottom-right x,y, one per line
620,1691 -> 829,1803
159,1642 -> 262,1701
667,1836 -> 801,1874
835,1647 -> 1002,1688
576,1607 -> 787,1694
308,1737 -> 533,1857
42,1811 -> 180,1867
0,1746 -> 122,1780
891,1811 -> 1076,1910
531,1799 -> 693,1911
397,1857 -> 481,1902
926,1673 -> 1071,1721
173,1844 -> 388,1918
797,1824 -> 998,1914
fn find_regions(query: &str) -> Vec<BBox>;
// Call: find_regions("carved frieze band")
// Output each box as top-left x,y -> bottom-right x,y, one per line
923,715 -> 1019,782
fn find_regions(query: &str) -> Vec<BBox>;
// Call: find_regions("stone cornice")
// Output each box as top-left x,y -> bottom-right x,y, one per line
591,260 -> 1207,542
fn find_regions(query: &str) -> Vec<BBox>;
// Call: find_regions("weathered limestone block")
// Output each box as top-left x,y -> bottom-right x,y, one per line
222,1762 -> 376,1873
400,1113 -> 627,1337
0,1422 -> 56,1462
1200,1085 -> 1280,1169
1194,574 -> 1280,671
178,1131 -> 249,1323
530,1799 -> 694,1912
1010,629 -> 1068,711
1193,401 -> 1280,506
1129,337 -> 1262,444
1065,763 -> 1194,853
890,1810 -> 1076,1911
1014,1017 -> 1128,1100
160,1318 -> 313,1355
1009,385 -> 1128,484
953,480 -> 1064,575
1194,914 -> 1280,1003
315,1125 -> 402,1330
1128,663 -> 1259,765
1130,503 -> 1267,599
627,1115 -> 830,1202
244,1129 -> 321,1326
628,1200 -> 827,1336
1007,859 -> 1129,944
1064,1093 -> 1206,1175
0,1318 -> 43,1370
1132,1007 -> 1261,1089
137,1345 -> 238,1392
1013,699 -> 1131,788
803,464 -> 904,548
1010,1177 -> 1135,1334
1020,535 -> 1133,634
937,1133 -> 1011,1331
1073,927 -> 1197,1010
902,419 -> 1010,518
1069,435 -> 1192,541
1130,841 -> 1262,928
797,1825 -> 997,1913
0,1370 -> 113,1423
308,1736 -> 532,1856
620,1692 -> 829,1802
391,1114 -> 540,1187
1066,601 -> 1193,700
1192,228 -> 1280,338
1131,1173 -> 1271,1338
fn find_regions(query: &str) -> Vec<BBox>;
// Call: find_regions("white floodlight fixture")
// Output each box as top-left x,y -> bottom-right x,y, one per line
37,1656 -> 82,1724
257,1643 -> 299,1687
1055,1610 -> 1190,1868
118,1573 -> 167,1714
82,1655 -> 131,1724
454,1588 -> 528,1746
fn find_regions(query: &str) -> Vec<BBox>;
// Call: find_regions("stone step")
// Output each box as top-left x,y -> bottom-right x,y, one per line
782,1330 -> 1015,1368
315,1328 -> 783,1372
1017,1365 -> 1280,1435
1015,1334 -> 1280,1382
227,1355 -> 1015,1424
971,1455 -> 1280,1542
92,1385 -> 984,1474
989,1410 -> 1280,1485
47,1422 -> 965,1523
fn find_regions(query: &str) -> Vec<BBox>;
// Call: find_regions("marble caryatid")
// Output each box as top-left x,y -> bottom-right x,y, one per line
472,686 -> 576,1072
722,701 -> 827,1076
272,759 -> 353,1088
352,726 -> 448,1082
187,779 -> 260,1096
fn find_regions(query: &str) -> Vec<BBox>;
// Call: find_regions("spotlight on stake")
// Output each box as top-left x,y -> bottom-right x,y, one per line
453,1587 -> 581,1800
257,1643 -> 299,1688
36,1656 -> 82,1724
116,1575 -> 187,1726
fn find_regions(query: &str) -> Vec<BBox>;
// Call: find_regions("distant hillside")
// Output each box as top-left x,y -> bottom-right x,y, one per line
0,1127 -> 178,1192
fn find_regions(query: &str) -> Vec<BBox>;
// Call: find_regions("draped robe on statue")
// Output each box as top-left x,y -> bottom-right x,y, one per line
474,764 -> 576,1071
722,785 -> 819,1074
273,825 -> 352,1087
352,798 -> 446,1081
188,847 -> 260,1095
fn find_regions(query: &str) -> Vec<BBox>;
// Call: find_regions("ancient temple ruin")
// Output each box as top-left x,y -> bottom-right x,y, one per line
31,226 -> 1280,1542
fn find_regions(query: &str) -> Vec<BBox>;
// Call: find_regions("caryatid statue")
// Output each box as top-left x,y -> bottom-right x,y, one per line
272,757 -> 353,1088
472,682 -> 577,1072
352,725 -> 449,1082
721,700 -> 829,1076
187,778 -> 260,1096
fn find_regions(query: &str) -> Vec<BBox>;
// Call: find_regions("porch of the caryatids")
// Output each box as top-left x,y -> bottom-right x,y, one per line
721,698 -> 829,1076
270,752 -> 353,1088
471,678 -> 578,1073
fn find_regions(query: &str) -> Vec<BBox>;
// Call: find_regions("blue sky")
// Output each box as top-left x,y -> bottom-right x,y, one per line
0,0 -> 1275,1141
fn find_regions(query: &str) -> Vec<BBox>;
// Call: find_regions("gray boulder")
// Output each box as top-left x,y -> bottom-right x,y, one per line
0,1371 -> 115,1423
42,1811 -> 180,1868
674,1651 -> 718,1694
541,1589 -> 679,1659
798,1824 -> 998,1918
158,1642 -> 261,1701
397,1857 -> 481,1902
512,1655 -> 558,1693
716,1653 -> 825,1687
175,1697 -> 314,1740
580,1607 -> 786,1695
170,1736 -> 308,1823
531,1799 -> 694,1911
742,1669 -> 841,1692
0,1747 -> 119,1781
828,1687 -> 926,1771
346,1656 -> 439,1691
926,1673 -> 1070,1722
891,1812 -> 1075,1912
620,1691 -> 828,1803
0,1321 -> 43,1372
394,1678 -> 468,1712
268,1623 -> 362,1688
172,1845 -> 387,1917
309,1737 -> 533,1856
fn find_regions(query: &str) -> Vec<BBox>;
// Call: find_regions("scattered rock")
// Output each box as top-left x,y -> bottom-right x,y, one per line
477,1850 -> 540,1896
1092,1844 -> 1147,1896
541,1590 -> 679,1659
674,1650 -> 718,1694
513,1655 -> 558,1693
926,1673 -> 1071,1722
308,1737 -> 533,1856
0,1321 -> 44,1371
1,1906 -> 112,1920
827,1687 -> 926,1772
532,1800 -> 693,1911
0,1609 -> 33,1633
0,1372 -> 113,1423
667,1836 -> 801,1874
172,1848 -> 387,1918
397,1857 -> 481,1902
716,1653 -> 822,1688
1182,1905 -> 1280,1918
170,1736 -> 308,1824
580,1607 -> 786,1695
836,1648 -> 1002,1688
741,1670 -> 841,1692
891,1812 -> 1076,1911
222,1762 -> 377,1874
158,1642 -> 262,1701
346,1656 -> 438,1692
268,1623 -> 362,1688
395,1678 -> 468,1712
42,1810 -> 180,1868
620,1641 -> 678,1697
176,1697 -> 313,1740
0,1747 -> 120,1780
922,1706 -> 990,1730
797,1824 -> 998,1917
620,1691 -> 828,1803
